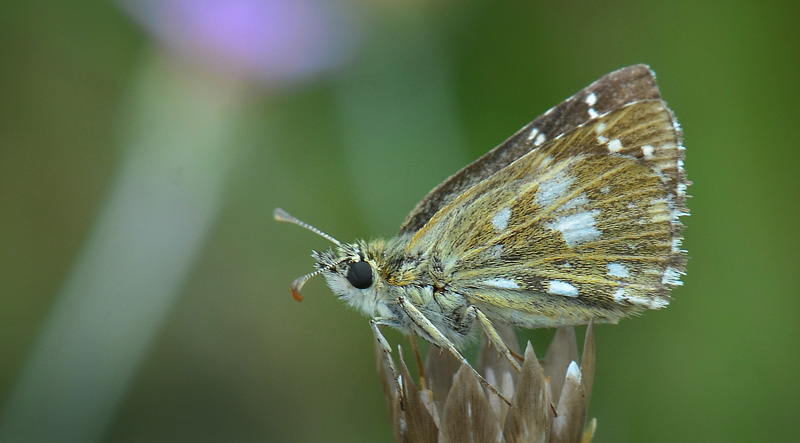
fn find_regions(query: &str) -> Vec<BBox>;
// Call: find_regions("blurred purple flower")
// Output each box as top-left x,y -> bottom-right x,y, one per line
120,0 -> 360,86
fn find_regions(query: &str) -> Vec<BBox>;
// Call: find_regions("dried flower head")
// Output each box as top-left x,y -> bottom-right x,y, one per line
376,321 -> 597,443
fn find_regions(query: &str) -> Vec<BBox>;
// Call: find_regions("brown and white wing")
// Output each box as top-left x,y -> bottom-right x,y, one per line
399,65 -> 665,235
407,100 -> 688,327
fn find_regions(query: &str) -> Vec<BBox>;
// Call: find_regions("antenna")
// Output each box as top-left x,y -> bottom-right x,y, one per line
274,208 -> 345,301
274,208 -> 342,247
288,258 -> 347,302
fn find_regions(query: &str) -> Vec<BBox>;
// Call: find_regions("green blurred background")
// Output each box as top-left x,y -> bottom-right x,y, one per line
2,0 -> 798,441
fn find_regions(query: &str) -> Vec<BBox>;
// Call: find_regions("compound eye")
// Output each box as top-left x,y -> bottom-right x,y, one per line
346,261 -> 373,289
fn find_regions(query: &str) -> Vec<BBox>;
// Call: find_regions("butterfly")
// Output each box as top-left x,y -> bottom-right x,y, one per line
275,64 -> 688,403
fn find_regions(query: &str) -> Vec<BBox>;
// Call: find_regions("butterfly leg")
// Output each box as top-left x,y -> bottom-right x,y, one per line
395,296 -> 512,405
370,317 -> 396,354
370,317 -> 405,405
467,306 -> 522,373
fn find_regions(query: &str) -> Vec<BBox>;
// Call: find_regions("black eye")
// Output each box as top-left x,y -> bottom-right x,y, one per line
347,261 -> 373,289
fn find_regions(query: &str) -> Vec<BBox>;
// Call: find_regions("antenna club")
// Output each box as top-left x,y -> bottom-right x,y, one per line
291,287 -> 304,302
273,207 -> 290,221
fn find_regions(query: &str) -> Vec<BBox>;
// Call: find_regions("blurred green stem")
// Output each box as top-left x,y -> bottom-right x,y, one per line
0,54 -> 245,442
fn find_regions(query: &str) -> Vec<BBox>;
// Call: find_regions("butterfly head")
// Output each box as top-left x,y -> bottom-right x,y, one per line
310,241 -> 392,313
274,208 -> 388,310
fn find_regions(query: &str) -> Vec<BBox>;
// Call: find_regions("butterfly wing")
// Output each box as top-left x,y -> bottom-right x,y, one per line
399,64 -> 664,235
407,99 -> 688,328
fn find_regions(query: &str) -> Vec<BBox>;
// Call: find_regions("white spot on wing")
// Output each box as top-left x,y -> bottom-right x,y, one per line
549,280 -> 578,297
613,288 -> 669,309
648,297 -> 670,309
633,294 -> 668,308
546,210 -> 602,247
535,172 -> 575,208
585,92 -> 597,106
641,145 -> 655,158
661,267 -> 683,286
607,139 -> 623,153
492,207 -> 511,232
535,155 -> 555,171
608,262 -> 630,278
487,245 -> 504,259
534,132 -> 547,146
587,108 -> 599,119
483,278 -> 519,289
527,127 -> 540,141
647,297 -> 669,309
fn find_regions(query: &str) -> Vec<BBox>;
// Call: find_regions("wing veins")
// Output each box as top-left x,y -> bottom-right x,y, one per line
487,160 -> 630,247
